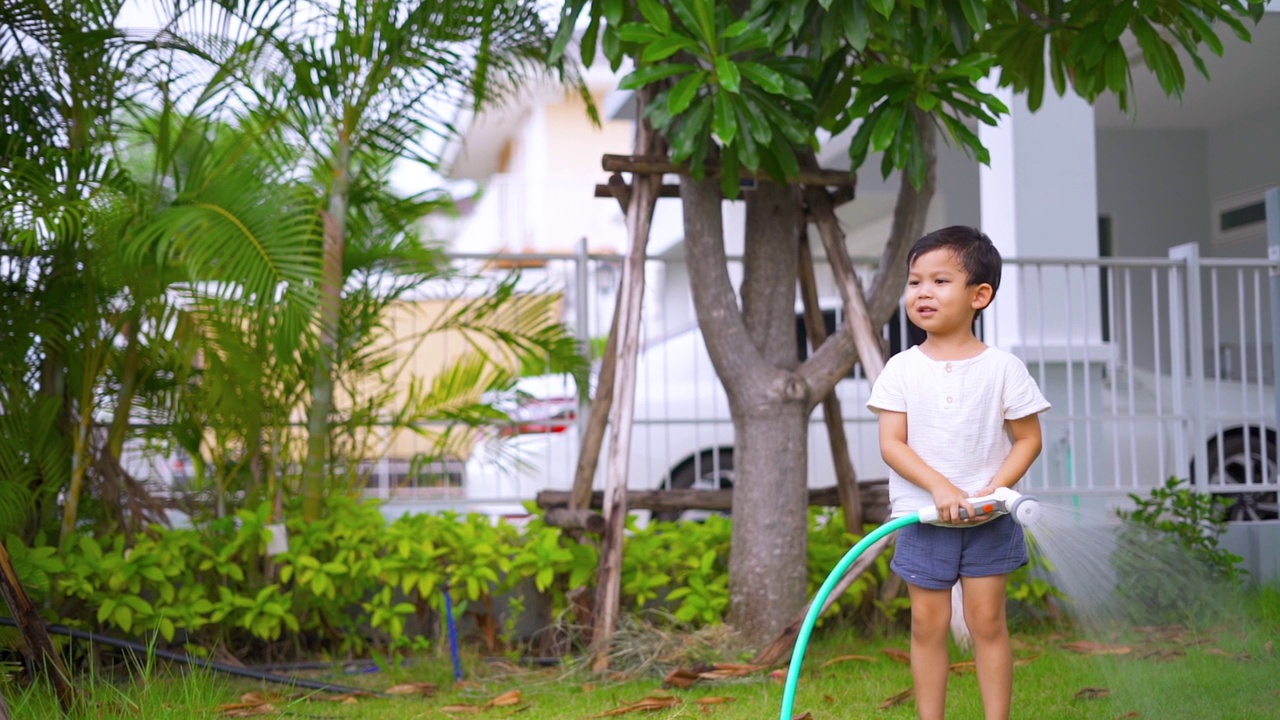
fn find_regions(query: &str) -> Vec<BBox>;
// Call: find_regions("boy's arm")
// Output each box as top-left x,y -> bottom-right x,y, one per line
971,413 -> 1043,496
878,410 -> 975,523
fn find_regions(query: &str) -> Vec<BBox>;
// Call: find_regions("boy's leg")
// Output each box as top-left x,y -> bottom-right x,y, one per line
959,574 -> 1012,720
907,583 -> 953,720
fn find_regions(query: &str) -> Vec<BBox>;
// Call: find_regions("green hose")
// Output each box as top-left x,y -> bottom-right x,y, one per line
778,514 -> 921,720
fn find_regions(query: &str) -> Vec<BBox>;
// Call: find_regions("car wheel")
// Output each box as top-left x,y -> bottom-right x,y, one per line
1206,430 -> 1280,522
652,449 -> 735,523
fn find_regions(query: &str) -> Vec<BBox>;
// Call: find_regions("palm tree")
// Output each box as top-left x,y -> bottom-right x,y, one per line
231,0 -> 573,520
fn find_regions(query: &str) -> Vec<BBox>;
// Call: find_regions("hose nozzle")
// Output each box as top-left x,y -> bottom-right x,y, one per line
916,487 -> 1041,527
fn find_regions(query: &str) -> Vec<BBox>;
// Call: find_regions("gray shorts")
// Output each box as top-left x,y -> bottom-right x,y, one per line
890,514 -> 1029,590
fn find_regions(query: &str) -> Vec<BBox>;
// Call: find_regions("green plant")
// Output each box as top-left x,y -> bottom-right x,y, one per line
1113,476 -> 1247,623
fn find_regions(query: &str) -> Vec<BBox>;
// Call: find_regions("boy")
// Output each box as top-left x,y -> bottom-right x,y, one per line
867,226 -> 1050,720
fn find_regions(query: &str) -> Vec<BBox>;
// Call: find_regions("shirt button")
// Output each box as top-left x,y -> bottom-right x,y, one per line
946,396 -> 953,403
945,363 -> 952,373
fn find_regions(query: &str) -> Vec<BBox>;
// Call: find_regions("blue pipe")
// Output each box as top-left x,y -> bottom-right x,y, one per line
778,514 -> 921,720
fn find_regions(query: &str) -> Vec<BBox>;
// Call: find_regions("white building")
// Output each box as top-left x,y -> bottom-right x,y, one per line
437,13 -> 1280,578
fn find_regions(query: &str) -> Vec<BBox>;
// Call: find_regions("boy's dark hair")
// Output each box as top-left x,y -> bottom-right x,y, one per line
908,226 -> 1002,301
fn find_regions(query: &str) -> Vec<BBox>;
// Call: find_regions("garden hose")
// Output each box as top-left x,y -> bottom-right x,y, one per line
0,616 -> 382,697
777,488 -> 1041,720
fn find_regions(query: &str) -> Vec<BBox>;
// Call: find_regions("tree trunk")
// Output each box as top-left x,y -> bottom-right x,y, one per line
682,176 -> 812,646
0,540 -> 76,715
302,135 -> 353,522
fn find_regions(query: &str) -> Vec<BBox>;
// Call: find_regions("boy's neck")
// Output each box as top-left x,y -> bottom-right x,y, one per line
918,332 -> 987,361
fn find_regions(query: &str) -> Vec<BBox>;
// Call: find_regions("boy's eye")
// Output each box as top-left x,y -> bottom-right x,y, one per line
907,280 -> 919,286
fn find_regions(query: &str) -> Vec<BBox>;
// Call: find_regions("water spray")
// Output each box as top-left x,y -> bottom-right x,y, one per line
777,488 -> 1042,720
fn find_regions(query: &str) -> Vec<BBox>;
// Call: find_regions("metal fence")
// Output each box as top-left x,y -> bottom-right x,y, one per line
383,241 -> 1280,522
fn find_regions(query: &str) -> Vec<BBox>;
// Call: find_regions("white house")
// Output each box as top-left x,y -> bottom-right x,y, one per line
437,11 -> 1280,578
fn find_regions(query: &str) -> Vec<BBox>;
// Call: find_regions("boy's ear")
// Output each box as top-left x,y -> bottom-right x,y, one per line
971,283 -> 994,311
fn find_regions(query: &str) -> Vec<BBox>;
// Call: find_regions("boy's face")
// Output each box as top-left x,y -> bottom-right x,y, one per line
906,248 -> 993,338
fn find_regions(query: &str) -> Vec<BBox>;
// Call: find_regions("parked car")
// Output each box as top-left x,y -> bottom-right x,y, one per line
464,315 -> 1279,522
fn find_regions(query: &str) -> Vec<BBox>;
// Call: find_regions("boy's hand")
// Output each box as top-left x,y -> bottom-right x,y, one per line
931,484 -> 975,524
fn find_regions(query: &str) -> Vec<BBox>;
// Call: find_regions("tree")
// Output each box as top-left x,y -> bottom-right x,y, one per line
553,0 -> 1265,645
207,0 -> 573,521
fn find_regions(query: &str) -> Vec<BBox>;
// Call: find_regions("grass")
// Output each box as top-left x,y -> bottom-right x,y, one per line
3,605 -> 1277,719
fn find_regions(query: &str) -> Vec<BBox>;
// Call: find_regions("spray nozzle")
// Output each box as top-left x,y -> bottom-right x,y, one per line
916,487 -> 1041,527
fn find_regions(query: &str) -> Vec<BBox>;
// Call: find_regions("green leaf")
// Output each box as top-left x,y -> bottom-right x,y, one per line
869,0 -> 895,19
722,20 -> 750,38
619,63 -> 697,91
715,57 -> 741,94
958,0 -> 987,33
870,104 -> 904,153
616,23 -> 665,44
1104,43 -> 1129,94
714,94 -> 738,146
739,61 -> 784,94
668,71 -> 708,115
637,0 -> 672,35
603,0 -> 625,25
642,35 -> 698,62
842,1 -> 870,51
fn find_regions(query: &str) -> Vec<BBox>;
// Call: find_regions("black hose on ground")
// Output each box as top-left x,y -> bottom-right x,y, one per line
0,617 -> 383,697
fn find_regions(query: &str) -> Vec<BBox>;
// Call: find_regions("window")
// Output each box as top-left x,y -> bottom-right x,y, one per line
1212,187 -> 1271,246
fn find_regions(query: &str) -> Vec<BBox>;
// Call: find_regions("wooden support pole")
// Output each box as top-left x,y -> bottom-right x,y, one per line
538,481 -> 890,521
805,184 -> 886,382
591,93 -> 664,673
0,540 -> 76,715
797,232 -> 864,532
601,154 -> 858,187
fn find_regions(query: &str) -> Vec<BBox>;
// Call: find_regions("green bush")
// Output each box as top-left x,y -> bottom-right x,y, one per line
5,501 -> 1064,660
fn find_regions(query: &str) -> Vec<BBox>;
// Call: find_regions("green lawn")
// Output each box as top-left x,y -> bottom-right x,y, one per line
4,620 -> 1277,719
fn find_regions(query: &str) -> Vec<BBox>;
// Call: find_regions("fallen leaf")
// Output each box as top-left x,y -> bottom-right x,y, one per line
1264,641 -> 1273,655
440,705 -> 483,713
790,714 -> 812,720
1134,647 -> 1184,662
1013,655 -> 1041,667
218,703 -> 277,717
487,690 -> 522,707
769,669 -> 787,684
663,668 -> 701,689
948,660 -> 976,675
586,695 -> 681,718
385,681 -> 438,696
882,648 -> 911,665
1111,713 -> 1141,719
581,684 -> 596,693
820,654 -> 876,667
1062,641 -> 1133,656
822,694 -> 835,704
695,697 -> 735,705
238,692 -> 277,705
1074,687 -> 1111,701
878,687 -> 913,709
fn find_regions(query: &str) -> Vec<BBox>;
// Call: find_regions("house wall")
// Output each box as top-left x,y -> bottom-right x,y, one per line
1095,128 -> 1210,256
1206,108 -> 1280,260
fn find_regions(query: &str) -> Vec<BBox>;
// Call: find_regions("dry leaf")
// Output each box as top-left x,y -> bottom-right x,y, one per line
218,703 -> 277,717
238,692 -> 277,705
948,660 -> 976,675
697,664 -> 766,680
1112,713 -> 1141,719
878,687 -> 914,710
1134,647 -> 1184,662
581,684 -> 596,693
385,681 -> 438,696
882,648 -> 911,664
440,704 -> 483,713
820,654 -> 876,667
586,695 -> 681,718
790,713 -> 813,720
1264,641 -> 1273,655
1074,687 -> 1111,700
1062,641 -> 1133,656
487,690 -> 522,707
769,669 -> 787,684
663,668 -> 701,689
822,694 -> 835,704
1013,655 -> 1041,667
695,697 -> 735,705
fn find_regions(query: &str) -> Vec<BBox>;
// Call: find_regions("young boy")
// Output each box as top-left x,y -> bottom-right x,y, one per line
867,226 -> 1050,720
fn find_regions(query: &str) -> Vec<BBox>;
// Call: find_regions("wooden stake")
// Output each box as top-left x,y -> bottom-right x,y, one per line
0,540 -> 76,715
590,93 -> 664,673
797,232 -> 864,532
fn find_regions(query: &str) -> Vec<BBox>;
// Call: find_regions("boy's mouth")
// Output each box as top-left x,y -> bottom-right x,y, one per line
915,305 -> 937,317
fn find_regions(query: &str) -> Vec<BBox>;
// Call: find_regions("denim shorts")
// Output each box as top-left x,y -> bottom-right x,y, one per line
890,514 -> 1029,590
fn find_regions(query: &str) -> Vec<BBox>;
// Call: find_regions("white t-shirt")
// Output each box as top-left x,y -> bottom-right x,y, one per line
866,346 -> 1051,518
